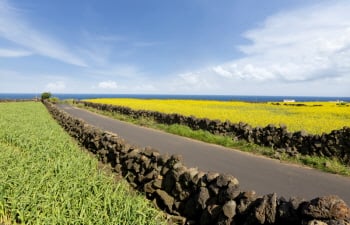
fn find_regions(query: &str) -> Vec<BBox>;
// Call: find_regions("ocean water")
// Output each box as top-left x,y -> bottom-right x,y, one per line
0,93 -> 349,102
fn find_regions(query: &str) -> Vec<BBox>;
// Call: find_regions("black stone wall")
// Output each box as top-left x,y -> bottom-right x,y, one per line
77,101 -> 350,166
43,101 -> 350,224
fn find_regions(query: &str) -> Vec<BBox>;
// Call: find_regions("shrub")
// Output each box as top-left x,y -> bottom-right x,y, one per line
41,92 -> 52,100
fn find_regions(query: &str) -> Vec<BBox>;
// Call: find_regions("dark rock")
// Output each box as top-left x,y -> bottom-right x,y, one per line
167,215 -> 186,225
140,155 -> 151,169
143,146 -> 155,156
201,204 -> 222,224
197,172 -> 207,187
158,153 -> 170,167
144,170 -> 157,180
153,177 -> 163,189
265,193 -> 277,224
301,195 -> 350,220
144,181 -> 156,194
173,162 -> 184,170
216,212 -> 234,225
222,200 -> 236,219
179,168 -> 198,188
179,189 -> 191,201
307,219 -> 328,225
167,154 -> 183,168
290,196 -> 305,211
254,197 -> 267,224
236,191 -> 257,214
155,189 -> 174,212
216,174 -> 233,187
277,197 -> 301,224
114,164 -> 122,173
323,219 -> 350,225
193,171 -> 205,184
174,182 -> 183,197
132,163 -> 140,173
208,184 -> 220,196
127,148 -> 140,158
161,166 -> 170,176
125,159 -> 134,170
184,197 -> 200,219
162,171 -> 176,193
186,220 -> 197,225
206,172 -> 219,183
199,210 -> 212,225
197,187 -> 210,210
226,183 -> 240,200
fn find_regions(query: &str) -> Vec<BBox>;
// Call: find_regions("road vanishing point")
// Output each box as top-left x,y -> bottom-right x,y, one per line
58,104 -> 350,205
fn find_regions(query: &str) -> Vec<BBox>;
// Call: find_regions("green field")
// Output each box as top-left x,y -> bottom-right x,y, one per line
0,102 -> 166,224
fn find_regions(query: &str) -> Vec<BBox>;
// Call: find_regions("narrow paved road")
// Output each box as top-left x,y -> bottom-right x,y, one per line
58,104 -> 350,204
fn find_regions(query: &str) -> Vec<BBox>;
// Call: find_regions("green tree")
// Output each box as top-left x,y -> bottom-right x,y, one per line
41,92 -> 52,100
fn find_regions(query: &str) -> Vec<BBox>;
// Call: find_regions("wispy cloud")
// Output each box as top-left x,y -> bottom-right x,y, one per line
83,32 -> 125,43
133,41 -> 161,47
79,30 -> 149,67
98,81 -> 118,89
169,1 -> 350,95
45,81 -> 66,92
0,0 -> 87,66
89,64 -> 143,78
0,48 -> 32,57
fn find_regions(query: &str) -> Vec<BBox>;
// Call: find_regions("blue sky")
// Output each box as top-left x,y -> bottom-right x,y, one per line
1,0 -> 350,96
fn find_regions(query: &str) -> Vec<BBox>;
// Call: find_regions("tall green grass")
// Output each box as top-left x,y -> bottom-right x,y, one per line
0,102 -> 166,224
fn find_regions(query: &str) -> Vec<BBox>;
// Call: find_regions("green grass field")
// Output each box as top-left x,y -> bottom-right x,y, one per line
0,102 -> 166,224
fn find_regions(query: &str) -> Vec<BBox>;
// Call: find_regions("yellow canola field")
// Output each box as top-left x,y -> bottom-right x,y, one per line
86,98 -> 350,134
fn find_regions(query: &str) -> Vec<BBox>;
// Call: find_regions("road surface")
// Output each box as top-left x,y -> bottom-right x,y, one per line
57,104 -> 350,204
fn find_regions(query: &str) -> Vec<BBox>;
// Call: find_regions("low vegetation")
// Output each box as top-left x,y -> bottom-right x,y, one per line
40,92 -> 52,100
75,102 -> 350,176
86,98 -> 350,134
0,102 -> 166,224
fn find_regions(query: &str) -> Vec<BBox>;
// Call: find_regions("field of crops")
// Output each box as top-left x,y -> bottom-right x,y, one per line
86,98 -> 350,134
0,102 -> 166,224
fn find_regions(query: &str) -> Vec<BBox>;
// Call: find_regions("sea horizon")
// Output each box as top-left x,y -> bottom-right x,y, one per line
0,93 -> 349,102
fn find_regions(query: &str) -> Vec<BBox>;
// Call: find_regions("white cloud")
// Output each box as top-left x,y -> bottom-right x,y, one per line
132,84 -> 156,92
166,1 -> 350,95
0,0 -> 87,66
98,81 -> 118,89
225,1 -> 350,83
45,81 -> 66,91
0,48 -> 32,57
212,66 -> 232,78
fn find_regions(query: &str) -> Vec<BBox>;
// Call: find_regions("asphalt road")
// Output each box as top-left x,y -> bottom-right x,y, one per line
57,104 -> 350,204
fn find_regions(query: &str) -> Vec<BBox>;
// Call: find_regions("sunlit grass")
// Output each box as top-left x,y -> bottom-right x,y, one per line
0,102 -> 166,224
85,98 -> 350,134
